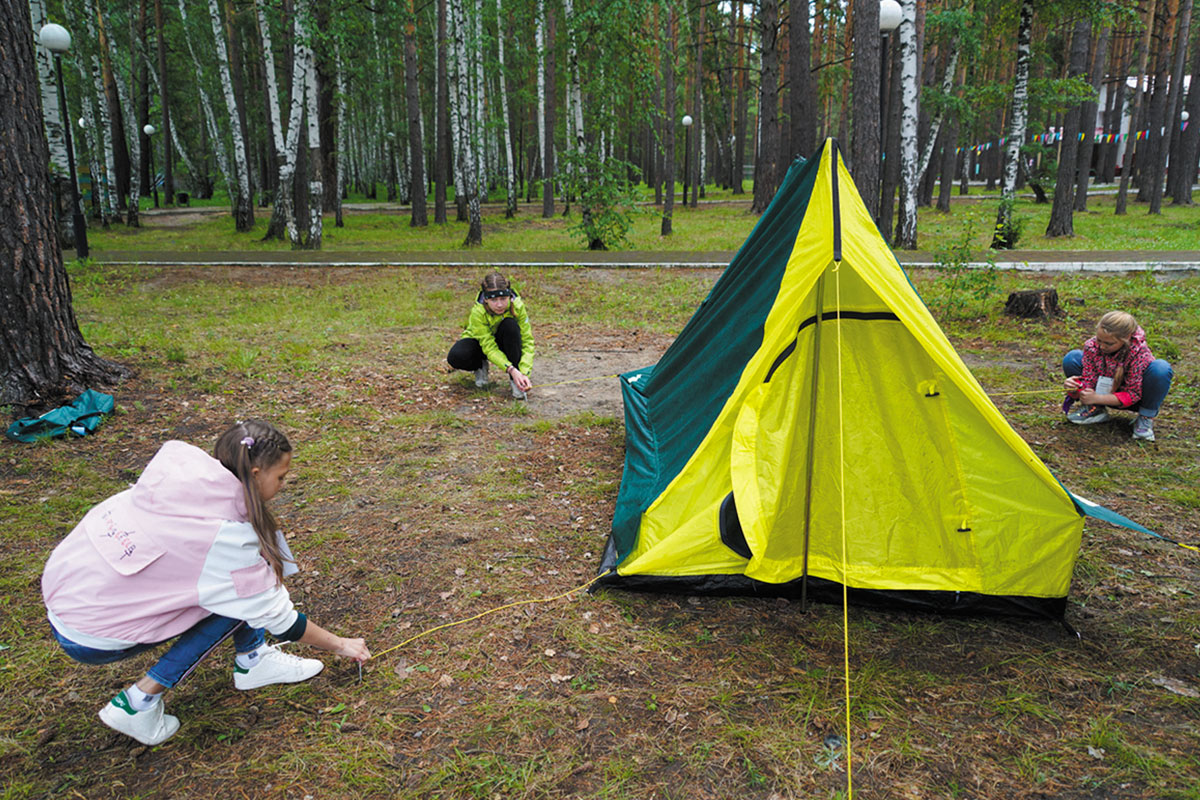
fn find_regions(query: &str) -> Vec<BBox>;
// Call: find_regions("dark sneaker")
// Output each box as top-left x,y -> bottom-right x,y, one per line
1132,415 -> 1155,441
98,691 -> 180,745
1068,405 -> 1110,425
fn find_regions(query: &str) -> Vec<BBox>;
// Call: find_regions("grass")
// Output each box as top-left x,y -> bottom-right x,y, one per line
2,265 -> 1199,798
86,182 -> 1200,255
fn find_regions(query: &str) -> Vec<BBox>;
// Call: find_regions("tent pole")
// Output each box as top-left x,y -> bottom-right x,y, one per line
799,273 -> 827,613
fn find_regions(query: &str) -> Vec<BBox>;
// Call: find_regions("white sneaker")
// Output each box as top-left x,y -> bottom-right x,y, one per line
510,378 -> 527,400
98,691 -> 180,746
474,363 -> 489,388
233,643 -> 324,690
1132,415 -> 1155,441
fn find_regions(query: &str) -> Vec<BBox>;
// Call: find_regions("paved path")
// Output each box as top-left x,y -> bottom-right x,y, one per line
94,249 -> 1200,272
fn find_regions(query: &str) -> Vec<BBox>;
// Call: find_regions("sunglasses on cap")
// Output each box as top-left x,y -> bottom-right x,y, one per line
482,289 -> 513,300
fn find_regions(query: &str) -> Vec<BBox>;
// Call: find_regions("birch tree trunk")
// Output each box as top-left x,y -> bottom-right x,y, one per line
435,0 -> 448,223
451,0 -> 482,245
153,0 -> 174,204
301,11 -> 323,251
992,0 -> 1033,248
30,0 -> 74,246
496,0 -> 516,218
542,1 -> 557,218
208,0 -> 254,230
895,0 -> 920,249
334,44 -> 345,226
81,0 -> 118,223
916,41 -> 959,185
404,0 -> 428,226
536,0 -> 546,212
259,0 -> 304,242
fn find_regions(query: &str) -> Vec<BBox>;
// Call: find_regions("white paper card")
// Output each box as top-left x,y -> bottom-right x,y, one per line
1095,376 -> 1114,396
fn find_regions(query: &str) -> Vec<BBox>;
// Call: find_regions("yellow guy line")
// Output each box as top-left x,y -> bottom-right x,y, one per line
372,571 -> 612,661
832,260 -> 854,797
530,373 -> 620,389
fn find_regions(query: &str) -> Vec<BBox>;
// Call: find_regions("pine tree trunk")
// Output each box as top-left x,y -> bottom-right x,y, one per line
1047,18 -> 1090,237
789,0 -> 815,162
1171,21 -> 1200,203
895,0 -> 920,249
1140,4 -> 1172,207
1075,24 -> 1110,211
405,0 -> 428,226
992,0 -> 1033,248
1117,0 -> 1159,214
1,0 -> 130,408
661,5 -> 677,236
99,2 -> 142,228
851,0 -> 881,219
1151,0 -> 1191,213
751,0 -> 781,213
732,2 -> 746,194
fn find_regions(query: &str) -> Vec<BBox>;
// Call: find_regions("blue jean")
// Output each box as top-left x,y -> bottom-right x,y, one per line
1062,350 -> 1173,418
50,615 -> 264,689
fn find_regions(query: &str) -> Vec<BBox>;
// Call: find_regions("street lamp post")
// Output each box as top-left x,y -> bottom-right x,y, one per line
681,114 -> 693,209
39,23 -> 88,259
143,124 -> 159,209
879,0 -> 902,183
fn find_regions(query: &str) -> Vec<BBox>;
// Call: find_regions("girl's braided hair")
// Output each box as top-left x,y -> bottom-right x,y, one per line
213,420 -> 293,581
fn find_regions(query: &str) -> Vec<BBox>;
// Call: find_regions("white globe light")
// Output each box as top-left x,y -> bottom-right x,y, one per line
879,0 -> 903,32
681,115 -> 693,127
39,23 -> 72,54
143,124 -> 156,136
1183,111 -> 1190,122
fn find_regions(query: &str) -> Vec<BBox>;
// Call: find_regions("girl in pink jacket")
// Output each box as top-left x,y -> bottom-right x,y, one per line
42,420 -> 371,746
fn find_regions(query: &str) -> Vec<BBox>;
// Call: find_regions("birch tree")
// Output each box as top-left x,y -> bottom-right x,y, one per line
542,0 -> 557,218
29,0 -> 73,245
895,0 -> 919,249
301,7 -> 323,251
258,0 -> 305,243
208,0 -> 254,230
496,0 -> 516,218
992,0 -> 1033,248
451,0 -> 482,245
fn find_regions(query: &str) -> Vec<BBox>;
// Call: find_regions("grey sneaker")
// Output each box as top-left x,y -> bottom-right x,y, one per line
510,378 -> 527,400
1068,405 -> 1110,425
1132,415 -> 1155,441
474,363 -> 489,388
98,691 -> 180,746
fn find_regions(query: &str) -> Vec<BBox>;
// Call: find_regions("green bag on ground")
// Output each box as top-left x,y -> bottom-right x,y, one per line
5,389 -> 115,443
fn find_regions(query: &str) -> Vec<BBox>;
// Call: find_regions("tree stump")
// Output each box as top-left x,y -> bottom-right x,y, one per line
1005,288 -> 1061,319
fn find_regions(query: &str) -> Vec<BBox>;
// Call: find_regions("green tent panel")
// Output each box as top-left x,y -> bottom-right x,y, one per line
600,140 -> 1142,620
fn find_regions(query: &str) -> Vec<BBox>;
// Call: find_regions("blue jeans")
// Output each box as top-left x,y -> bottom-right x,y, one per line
1062,350 -> 1173,418
50,615 -> 264,689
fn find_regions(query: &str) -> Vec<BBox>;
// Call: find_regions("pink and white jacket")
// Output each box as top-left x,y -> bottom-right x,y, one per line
43,440 -> 301,650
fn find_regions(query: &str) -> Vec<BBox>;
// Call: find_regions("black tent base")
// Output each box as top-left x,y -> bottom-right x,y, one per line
596,540 -> 1066,621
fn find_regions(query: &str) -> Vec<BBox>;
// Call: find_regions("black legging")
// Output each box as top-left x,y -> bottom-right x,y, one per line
447,317 -> 523,372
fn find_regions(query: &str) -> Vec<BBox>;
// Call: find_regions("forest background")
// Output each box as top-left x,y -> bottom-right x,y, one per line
25,0 -> 1200,258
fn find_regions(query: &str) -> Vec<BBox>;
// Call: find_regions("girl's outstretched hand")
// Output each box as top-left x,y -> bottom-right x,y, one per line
1063,376 -> 1080,395
511,368 -> 532,393
337,637 -> 371,663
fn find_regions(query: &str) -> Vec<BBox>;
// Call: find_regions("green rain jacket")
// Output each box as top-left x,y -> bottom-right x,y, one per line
462,293 -> 535,375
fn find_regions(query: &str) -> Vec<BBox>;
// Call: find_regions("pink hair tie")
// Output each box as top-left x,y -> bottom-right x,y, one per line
240,436 -> 255,447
